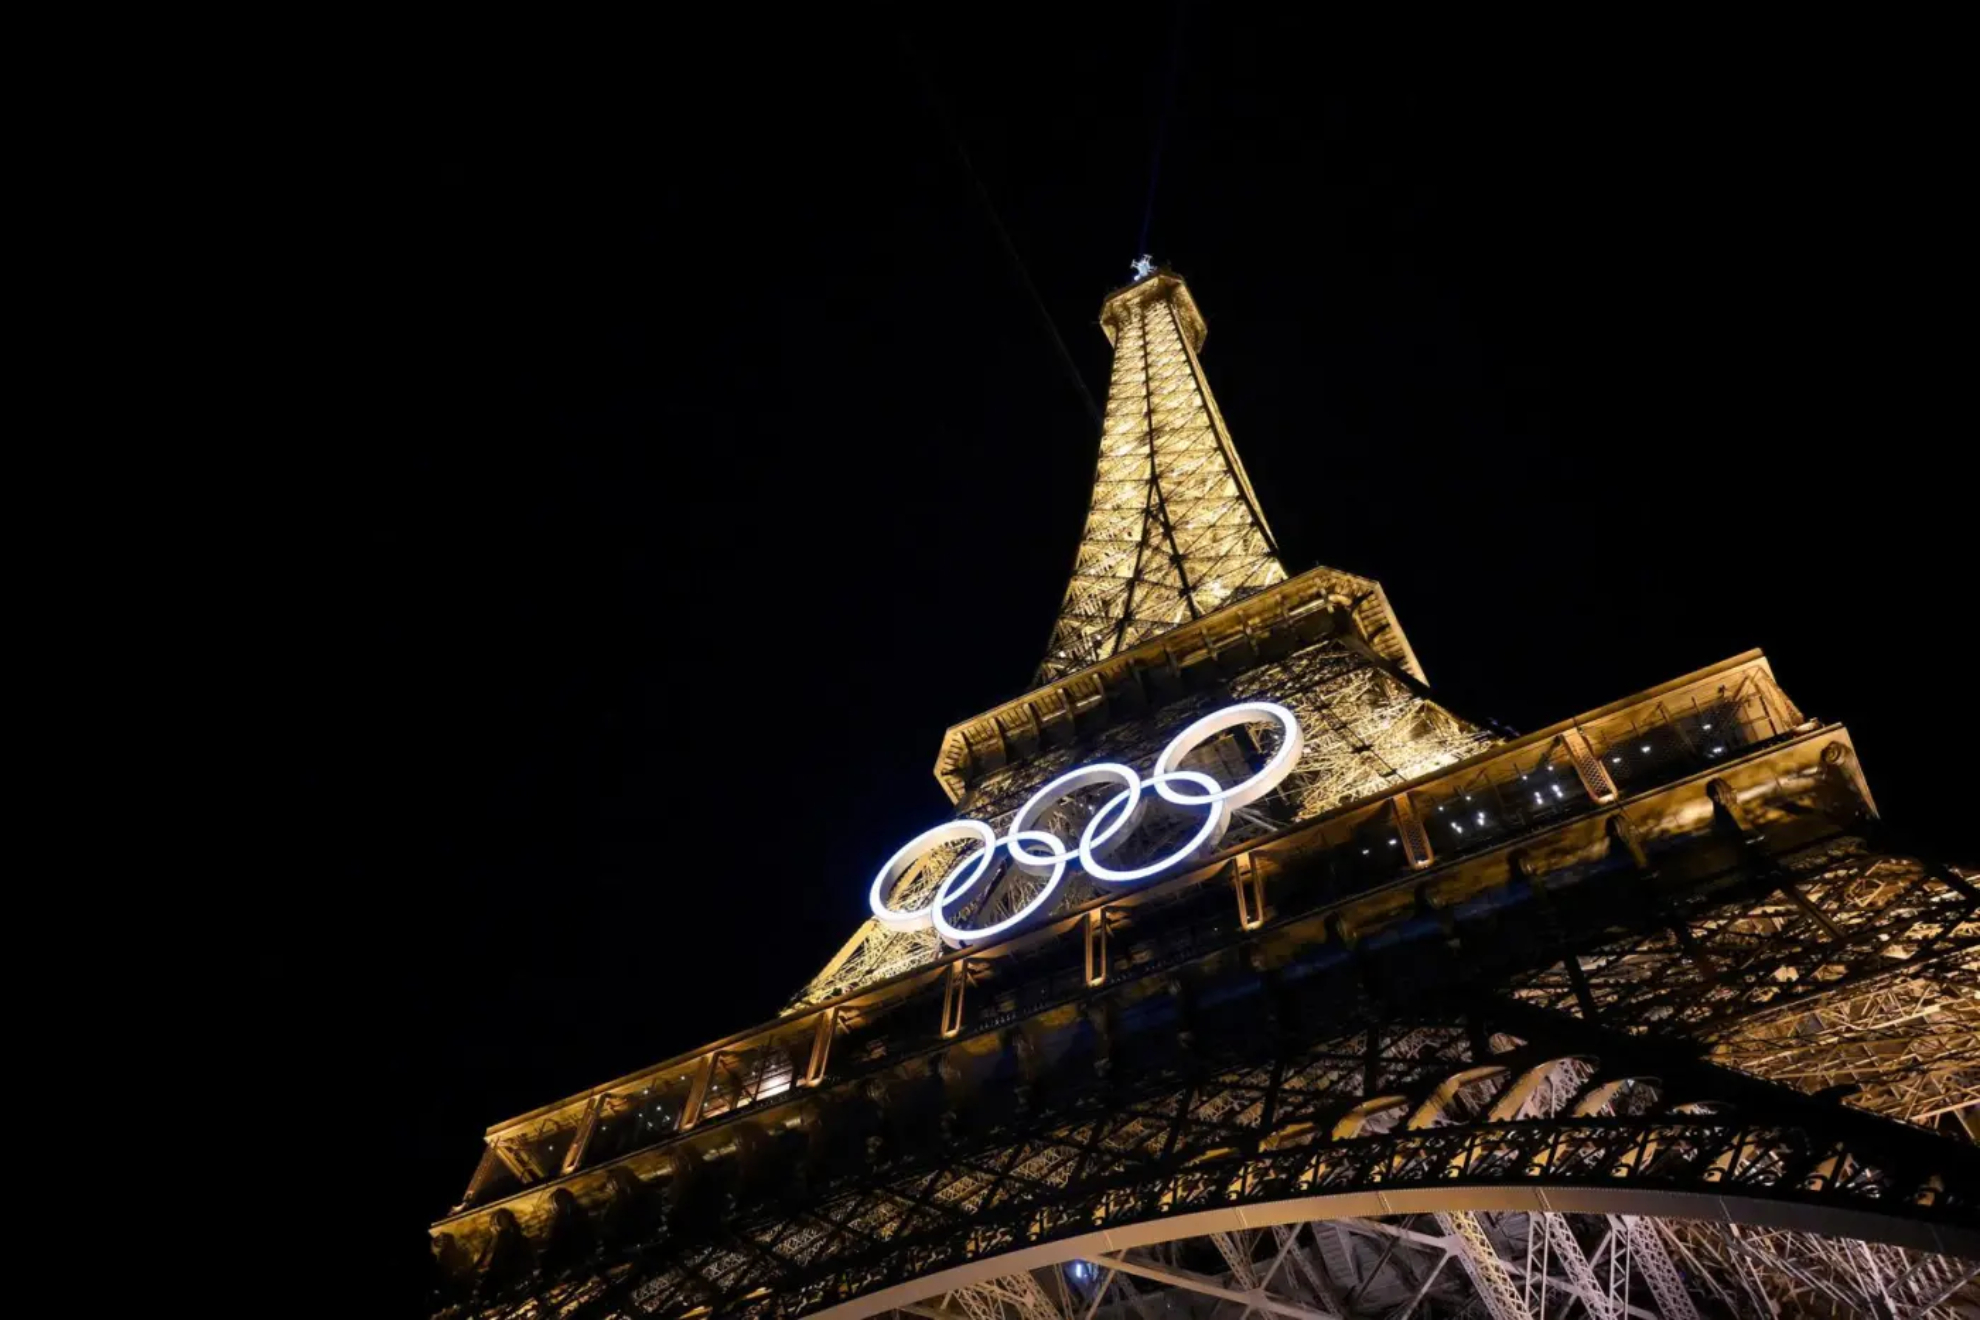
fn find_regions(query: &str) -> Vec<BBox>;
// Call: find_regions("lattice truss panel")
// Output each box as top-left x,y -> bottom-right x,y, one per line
790,640 -> 1489,1009
1508,847 -> 1980,1133
1038,282 -> 1286,685
1705,960 -> 1979,1131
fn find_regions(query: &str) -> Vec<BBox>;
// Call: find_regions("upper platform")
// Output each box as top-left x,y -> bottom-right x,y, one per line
938,563 -> 1428,802
1100,269 -> 1207,350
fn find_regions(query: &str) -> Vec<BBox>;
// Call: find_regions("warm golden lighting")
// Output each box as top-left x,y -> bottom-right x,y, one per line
1038,272 -> 1286,683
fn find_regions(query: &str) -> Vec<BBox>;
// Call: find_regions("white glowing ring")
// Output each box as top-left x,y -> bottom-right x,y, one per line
932,829 -> 1069,946
869,701 -> 1306,942
869,819 -> 997,932
1008,763 -> 1142,866
1079,770 -> 1227,881
1152,701 -> 1304,809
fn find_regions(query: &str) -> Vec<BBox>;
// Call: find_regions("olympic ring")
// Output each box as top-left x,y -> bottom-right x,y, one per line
1079,769 -> 1225,882
932,829 -> 1067,946
1009,763 -> 1141,865
869,702 -> 1302,945
1153,701 -> 1304,808
869,819 -> 996,933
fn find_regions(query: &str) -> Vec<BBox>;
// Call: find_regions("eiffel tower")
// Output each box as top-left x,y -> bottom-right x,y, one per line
429,266 -> 1980,1319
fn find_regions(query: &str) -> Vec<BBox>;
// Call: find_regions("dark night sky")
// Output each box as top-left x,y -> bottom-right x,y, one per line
311,14 -> 1968,1304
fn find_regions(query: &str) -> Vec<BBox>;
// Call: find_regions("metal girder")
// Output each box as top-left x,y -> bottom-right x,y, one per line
1337,1215 -> 1665,1320
1658,1219 -> 1980,1318
1436,1211 -> 1530,1320
1081,1252 -> 1339,1320
1534,1212 -> 1618,1320
939,1273 -> 1063,1320
1609,1217 -> 1699,1320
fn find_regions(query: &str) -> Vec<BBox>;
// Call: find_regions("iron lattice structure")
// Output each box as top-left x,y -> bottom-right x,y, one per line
1037,271 -> 1288,685
430,270 -> 1979,1319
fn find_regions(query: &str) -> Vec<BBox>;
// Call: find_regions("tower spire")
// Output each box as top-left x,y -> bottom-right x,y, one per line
1037,268 -> 1287,682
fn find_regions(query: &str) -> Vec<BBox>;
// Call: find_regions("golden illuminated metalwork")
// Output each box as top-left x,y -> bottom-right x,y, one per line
1037,271 -> 1288,683
428,271 -> 1979,1320
1704,958 -> 1980,1129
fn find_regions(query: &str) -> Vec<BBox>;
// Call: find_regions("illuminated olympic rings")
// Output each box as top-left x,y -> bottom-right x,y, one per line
869,702 -> 1302,946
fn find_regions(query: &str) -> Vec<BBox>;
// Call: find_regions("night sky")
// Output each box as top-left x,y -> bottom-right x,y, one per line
318,16 -> 1967,1304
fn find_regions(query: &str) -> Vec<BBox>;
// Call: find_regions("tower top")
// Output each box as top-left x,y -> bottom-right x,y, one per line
1036,267 -> 1275,681
1099,265 -> 1207,353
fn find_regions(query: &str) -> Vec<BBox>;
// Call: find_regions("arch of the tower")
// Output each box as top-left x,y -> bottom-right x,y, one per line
814,1194 -> 1976,1320
450,1005 -> 1980,1320
749,1037 -> 1973,1320
781,1053 -> 1978,1320
472,1113 -> 1980,1320
432,830 -> 1980,1320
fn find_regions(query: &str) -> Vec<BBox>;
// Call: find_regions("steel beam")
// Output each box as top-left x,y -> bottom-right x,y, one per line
1082,1253 -> 1340,1320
